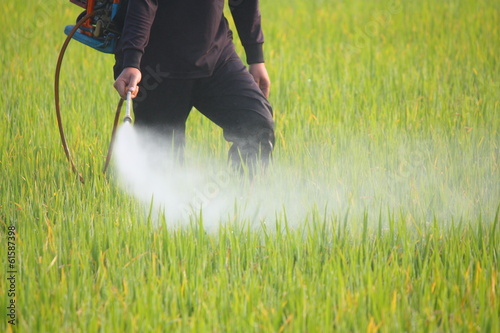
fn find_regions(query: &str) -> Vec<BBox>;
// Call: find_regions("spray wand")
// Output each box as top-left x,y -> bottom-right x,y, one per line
123,91 -> 133,123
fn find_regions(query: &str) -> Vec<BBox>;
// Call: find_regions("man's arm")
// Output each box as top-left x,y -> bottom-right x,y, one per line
230,0 -> 264,64
230,0 -> 271,98
114,0 -> 158,99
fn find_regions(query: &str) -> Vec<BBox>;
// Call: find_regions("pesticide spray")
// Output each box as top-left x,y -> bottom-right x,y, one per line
111,116 -> 500,232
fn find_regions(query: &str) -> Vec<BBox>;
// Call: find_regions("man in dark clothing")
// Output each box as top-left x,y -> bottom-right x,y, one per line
113,0 -> 275,172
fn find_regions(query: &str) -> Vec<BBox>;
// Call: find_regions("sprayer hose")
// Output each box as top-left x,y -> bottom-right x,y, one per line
54,9 -> 123,184
102,98 -> 124,174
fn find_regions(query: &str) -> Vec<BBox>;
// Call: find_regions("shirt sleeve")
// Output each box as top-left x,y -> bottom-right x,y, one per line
229,0 -> 265,64
121,0 -> 159,69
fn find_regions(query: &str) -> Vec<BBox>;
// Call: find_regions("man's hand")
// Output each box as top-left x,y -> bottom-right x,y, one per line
249,63 -> 271,99
113,67 -> 142,99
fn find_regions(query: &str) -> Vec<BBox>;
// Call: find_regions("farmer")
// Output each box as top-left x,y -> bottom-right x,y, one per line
113,0 -> 275,173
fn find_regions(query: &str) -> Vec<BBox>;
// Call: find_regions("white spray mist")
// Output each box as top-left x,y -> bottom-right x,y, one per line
112,124 -> 499,230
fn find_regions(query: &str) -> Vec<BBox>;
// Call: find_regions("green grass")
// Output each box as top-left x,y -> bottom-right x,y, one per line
1,0 -> 499,331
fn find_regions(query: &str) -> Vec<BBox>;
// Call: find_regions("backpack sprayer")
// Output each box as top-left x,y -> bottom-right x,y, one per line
54,0 -> 129,183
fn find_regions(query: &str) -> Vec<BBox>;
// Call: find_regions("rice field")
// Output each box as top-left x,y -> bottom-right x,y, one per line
1,0 -> 499,331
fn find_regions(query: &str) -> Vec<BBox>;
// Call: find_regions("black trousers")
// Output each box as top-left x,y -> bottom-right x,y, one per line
132,50 -> 275,170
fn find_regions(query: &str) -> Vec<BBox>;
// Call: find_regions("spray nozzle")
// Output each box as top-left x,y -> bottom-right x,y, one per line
123,90 -> 133,123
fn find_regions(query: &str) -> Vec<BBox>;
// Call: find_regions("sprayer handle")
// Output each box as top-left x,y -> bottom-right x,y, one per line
123,91 -> 133,123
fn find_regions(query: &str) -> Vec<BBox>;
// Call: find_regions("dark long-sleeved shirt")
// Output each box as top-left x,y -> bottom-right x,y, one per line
115,0 -> 265,78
